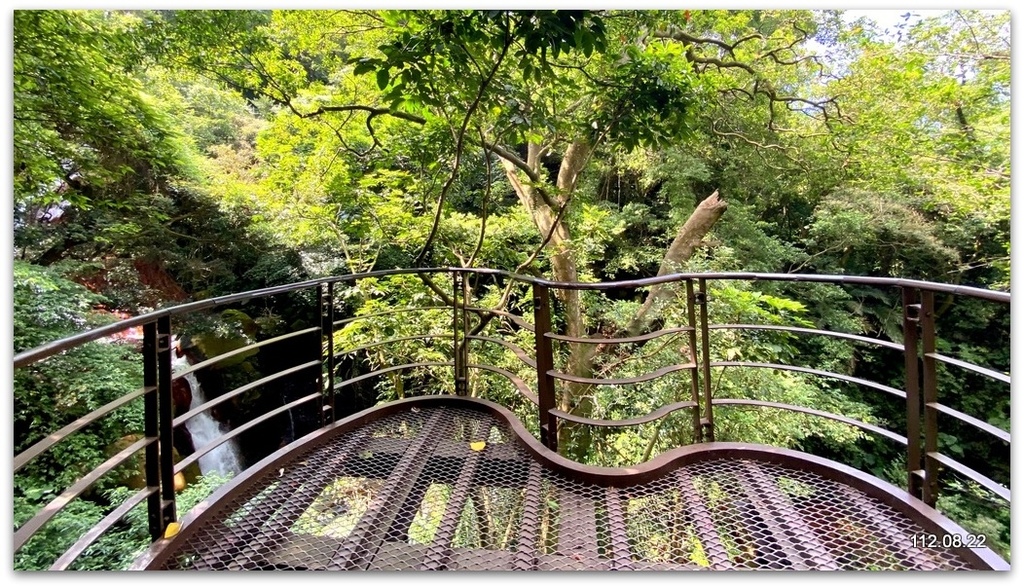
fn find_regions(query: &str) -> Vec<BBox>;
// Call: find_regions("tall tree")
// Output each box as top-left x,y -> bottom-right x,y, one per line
150,9 -> 841,417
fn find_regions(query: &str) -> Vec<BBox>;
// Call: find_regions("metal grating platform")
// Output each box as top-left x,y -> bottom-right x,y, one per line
137,399 -> 994,571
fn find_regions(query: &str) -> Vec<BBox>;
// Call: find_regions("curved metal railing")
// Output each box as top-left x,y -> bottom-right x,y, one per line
12,268 -> 1010,569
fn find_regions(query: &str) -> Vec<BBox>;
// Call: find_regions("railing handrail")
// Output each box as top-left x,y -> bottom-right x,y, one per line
14,268 -> 1009,368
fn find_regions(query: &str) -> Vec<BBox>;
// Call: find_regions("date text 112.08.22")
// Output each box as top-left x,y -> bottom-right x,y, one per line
911,533 -> 987,549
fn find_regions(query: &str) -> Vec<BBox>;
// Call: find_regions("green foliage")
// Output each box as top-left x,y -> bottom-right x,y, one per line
13,263 -> 145,466
13,262 -> 148,570
593,41 -> 701,150
805,188 -> 959,278
355,10 -> 607,109
12,261 -> 109,352
14,10 -> 195,210
821,11 -> 1010,286
13,494 -> 109,571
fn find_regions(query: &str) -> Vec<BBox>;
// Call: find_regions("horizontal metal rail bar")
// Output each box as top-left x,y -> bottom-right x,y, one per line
467,335 -> 537,369
517,271 -> 1013,301
173,392 -> 322,474
174,327 -> 321,380
550,400 -> 699,428
709,324 -> 904,351
332,362 -> 455,392
335,334 -> 449,356
925,352 -> 1010,385
927,402 -> 1010,444
172,360 -> 321,428
332,306 -> 450,328
711,399 -> 908,445
548,362 -> 696,386
544,326 -> 693,345
467,363 -> 538,405
14,385 -> 153,473
334,306 -> 535,333
15,268 -> 1007,368
464,306 -> 535,332
711,361 -> 907,399
14,436 -> 155,553
50,486 -> 157,570
927,451 -> 1011,503
434,268 -> 1012,301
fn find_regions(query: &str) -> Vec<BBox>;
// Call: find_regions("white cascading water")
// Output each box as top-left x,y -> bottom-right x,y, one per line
173,349 -> 244,477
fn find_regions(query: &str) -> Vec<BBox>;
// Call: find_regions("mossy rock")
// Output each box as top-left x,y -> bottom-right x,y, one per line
191,333 -> 257,368
189,309 -> 261,368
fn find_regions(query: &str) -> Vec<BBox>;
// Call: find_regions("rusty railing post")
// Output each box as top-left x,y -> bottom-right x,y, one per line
462,271 -> 471,394
901,287 -> 924,500
685,279 -> 702,443
920,290 -> 939,506
327,282 -> 336,420
453,271 -> 468,396
317,282 -> 337,426
142,321 -> 162,540
533,282 -> 559,452
156,315 -> 177,529
697,278 -> 715,442
319,282 -> 336,425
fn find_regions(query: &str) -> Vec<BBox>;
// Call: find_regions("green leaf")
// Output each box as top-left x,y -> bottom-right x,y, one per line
352,59 -> 376,76
376,68 -> 390,90
581,31 -> 594,57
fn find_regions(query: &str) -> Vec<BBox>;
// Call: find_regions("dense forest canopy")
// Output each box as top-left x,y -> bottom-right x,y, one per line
9,8 -> 1011,569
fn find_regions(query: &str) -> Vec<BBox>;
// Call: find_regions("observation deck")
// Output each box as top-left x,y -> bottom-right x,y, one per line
133,398 -> 1000,571
12,269 -> 1011,571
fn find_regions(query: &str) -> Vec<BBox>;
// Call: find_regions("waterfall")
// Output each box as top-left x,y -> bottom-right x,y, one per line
183,372 -> 244,477
173,350 -> 244,478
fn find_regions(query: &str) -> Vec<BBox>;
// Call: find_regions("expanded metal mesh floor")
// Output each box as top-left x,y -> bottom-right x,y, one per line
152,403 -> 976,571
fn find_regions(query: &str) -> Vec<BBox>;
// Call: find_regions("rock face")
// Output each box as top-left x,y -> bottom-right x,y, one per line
172,376 -> 192,416
133,258 -> 189,303
106,434 -> 201,491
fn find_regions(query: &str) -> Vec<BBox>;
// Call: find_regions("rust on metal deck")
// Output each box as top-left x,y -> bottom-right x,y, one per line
133,397 -> 1006,571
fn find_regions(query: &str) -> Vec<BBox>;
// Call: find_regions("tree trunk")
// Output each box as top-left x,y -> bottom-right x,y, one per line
499,145 -> 587,414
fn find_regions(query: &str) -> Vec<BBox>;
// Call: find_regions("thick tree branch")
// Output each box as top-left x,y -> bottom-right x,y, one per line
555,140 -> 592,202
655,22 -> 845,133
653,28 -> 763,55
478,140 -> 540,183
624,190 -> 728,337
488,179 -> 576,322
685,48 -> 757,74
710,120 -> 791,151
755,24 -> 822,72
294,103 -> 427,124
417,272 -> 454,307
